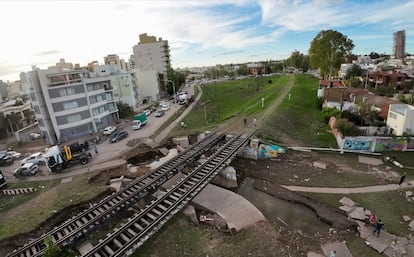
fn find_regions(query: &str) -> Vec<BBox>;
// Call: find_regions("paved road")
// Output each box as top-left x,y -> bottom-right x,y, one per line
1,85 -> 196,182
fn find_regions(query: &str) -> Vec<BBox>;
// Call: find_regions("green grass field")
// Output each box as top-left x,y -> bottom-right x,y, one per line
257,74 -> 336,147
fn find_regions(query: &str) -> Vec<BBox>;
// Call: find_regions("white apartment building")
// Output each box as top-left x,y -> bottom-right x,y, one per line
132,33 -> 171,101
386,104 -> 414,136
21,60 -> 119,145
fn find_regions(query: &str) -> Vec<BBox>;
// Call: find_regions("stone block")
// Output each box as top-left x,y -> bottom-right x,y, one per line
405,191 -> 413,198
349,207 -> 366,221
339,196 -> 356,207
313,161 -> 326,169
403,215 -> 411,222
339,205 -> 355,214
409,220 -> 414,230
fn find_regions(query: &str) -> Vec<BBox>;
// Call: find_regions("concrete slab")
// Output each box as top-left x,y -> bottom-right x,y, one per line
321,241 -> 353,257
158,147 -> 169,156
366,231 -> 395,253
307,251 -> 325,257
405,191 -> 413,198
146,149 -> 178,170
313,161 -> 326,169
409,220 -> 414,230
192,184 -> 265,232
403,215 -> 411,222
358,156 -> 383,166
61,177 -> 72,183
356,220 -> 372,239
339,205 -> 355,214
339,196 -> 356,207
349,207 -> 366,221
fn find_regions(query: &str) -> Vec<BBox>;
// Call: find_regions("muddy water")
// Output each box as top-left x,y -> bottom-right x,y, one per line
238,178 -> 330,235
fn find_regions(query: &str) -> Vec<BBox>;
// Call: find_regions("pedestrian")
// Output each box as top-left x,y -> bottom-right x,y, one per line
253,117 -> 257,126
94,144 -> 98,154
329,250 -> 336,257
368,213 -> 376,226
243,118 -> 247,126
398,173 -> 406,186
373,219 -> 384,237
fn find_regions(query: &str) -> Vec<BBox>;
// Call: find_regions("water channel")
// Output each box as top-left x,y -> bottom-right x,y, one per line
237,177 -> 330,235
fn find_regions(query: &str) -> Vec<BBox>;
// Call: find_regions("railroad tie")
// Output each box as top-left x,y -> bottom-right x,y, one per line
2,187 -> 35,196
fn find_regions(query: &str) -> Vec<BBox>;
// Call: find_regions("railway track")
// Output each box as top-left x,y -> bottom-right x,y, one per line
7,132 -> 226,257
82,134 -> 250,257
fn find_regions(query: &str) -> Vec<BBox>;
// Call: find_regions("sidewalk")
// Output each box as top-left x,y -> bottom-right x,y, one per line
282,180 -> 414,194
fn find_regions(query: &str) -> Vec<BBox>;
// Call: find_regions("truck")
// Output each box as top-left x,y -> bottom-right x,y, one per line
44,145 -> 92,173
132,112 -> 147,130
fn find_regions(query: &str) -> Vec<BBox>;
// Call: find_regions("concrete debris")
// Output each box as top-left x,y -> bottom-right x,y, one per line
339,205 -> 355,214
408,220 -> 414,231
403,215 -> 411,222
313,161 -> 326,169
348,207 -> 366,221
339,196 -> 356,207
405,191 -> 413,198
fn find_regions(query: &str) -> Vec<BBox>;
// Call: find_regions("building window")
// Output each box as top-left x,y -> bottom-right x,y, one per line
59,87 -> 75,96
389,112 -> 397,119
67,113 -> 82,123
63,101 -> 79,110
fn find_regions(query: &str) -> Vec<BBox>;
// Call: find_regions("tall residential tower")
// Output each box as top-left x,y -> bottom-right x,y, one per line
393,30 -> 406,59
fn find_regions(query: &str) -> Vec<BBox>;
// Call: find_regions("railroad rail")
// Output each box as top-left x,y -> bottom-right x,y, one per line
7,132 -> 226,257
82,134 -> 250,257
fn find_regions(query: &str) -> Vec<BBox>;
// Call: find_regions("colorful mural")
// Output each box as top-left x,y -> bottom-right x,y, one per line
373,138 -> 406,152
342,138 -> 372,151
258,143 -> 286,158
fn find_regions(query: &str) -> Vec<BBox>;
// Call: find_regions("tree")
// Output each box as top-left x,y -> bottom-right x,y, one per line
116,102 -> 133,119
166,66 -> 186,95
236,64 -> 249,76
321,107 -> 341,123
334,118 -> 360,136
284,50 -> 310,72
345,64 -> 362,79
309,30 -> 354,78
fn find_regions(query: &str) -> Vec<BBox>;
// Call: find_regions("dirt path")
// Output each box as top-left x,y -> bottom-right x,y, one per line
217,75 -> 295,135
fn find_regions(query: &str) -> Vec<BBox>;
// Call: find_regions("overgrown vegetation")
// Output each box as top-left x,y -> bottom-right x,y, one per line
258,74 -> 337,147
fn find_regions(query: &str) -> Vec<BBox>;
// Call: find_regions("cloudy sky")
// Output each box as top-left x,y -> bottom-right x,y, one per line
1,0 -> 413,82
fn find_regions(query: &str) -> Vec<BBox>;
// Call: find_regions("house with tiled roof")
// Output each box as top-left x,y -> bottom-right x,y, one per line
368,71 -> 413,90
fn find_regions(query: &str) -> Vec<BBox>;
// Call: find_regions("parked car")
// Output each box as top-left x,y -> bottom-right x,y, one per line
143,109 -> 151,116
7,150 -> 22,160
160,102 -> 170,111
0,154 -> 14,166
30,132 -> 41,139
0,171 -> 7,188
103,126 -> 117,135
20,152 -> 46,165
155,110 -> 165,117
110,131 -> 129,143
14,163 -> 39,177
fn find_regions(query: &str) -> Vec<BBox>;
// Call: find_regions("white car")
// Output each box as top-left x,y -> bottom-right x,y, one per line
160,103 -> 170,111
20,152 -> 46,165
103,126 -> 117,135
7,151 -> 22,160
143,109 -> 151,116
14,163 -> 39,177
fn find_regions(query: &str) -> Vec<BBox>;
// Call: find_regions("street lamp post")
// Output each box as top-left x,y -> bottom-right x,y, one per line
164,79 -> 176,102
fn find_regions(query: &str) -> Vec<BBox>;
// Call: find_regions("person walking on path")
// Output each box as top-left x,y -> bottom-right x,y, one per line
373,219 -> 384,236
329,250 -> 336,257
94,144 -> 99,154
398,173 -> 406,186
253,117 -> 257,127
243,118 -> 247,127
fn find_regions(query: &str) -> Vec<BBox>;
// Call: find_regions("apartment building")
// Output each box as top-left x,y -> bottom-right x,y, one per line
132,33 -> 171,102
104,54 -> 127,71
21,60 -> 119,145
393,30 -> 406,59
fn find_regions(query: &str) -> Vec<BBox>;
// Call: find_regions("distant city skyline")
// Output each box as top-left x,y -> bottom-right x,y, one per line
1,0 -> 413,82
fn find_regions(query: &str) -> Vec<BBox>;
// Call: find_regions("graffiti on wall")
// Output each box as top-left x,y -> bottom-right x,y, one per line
374,138 -> 406,152
258,143 -> 286,158
342,138 -> 372,151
